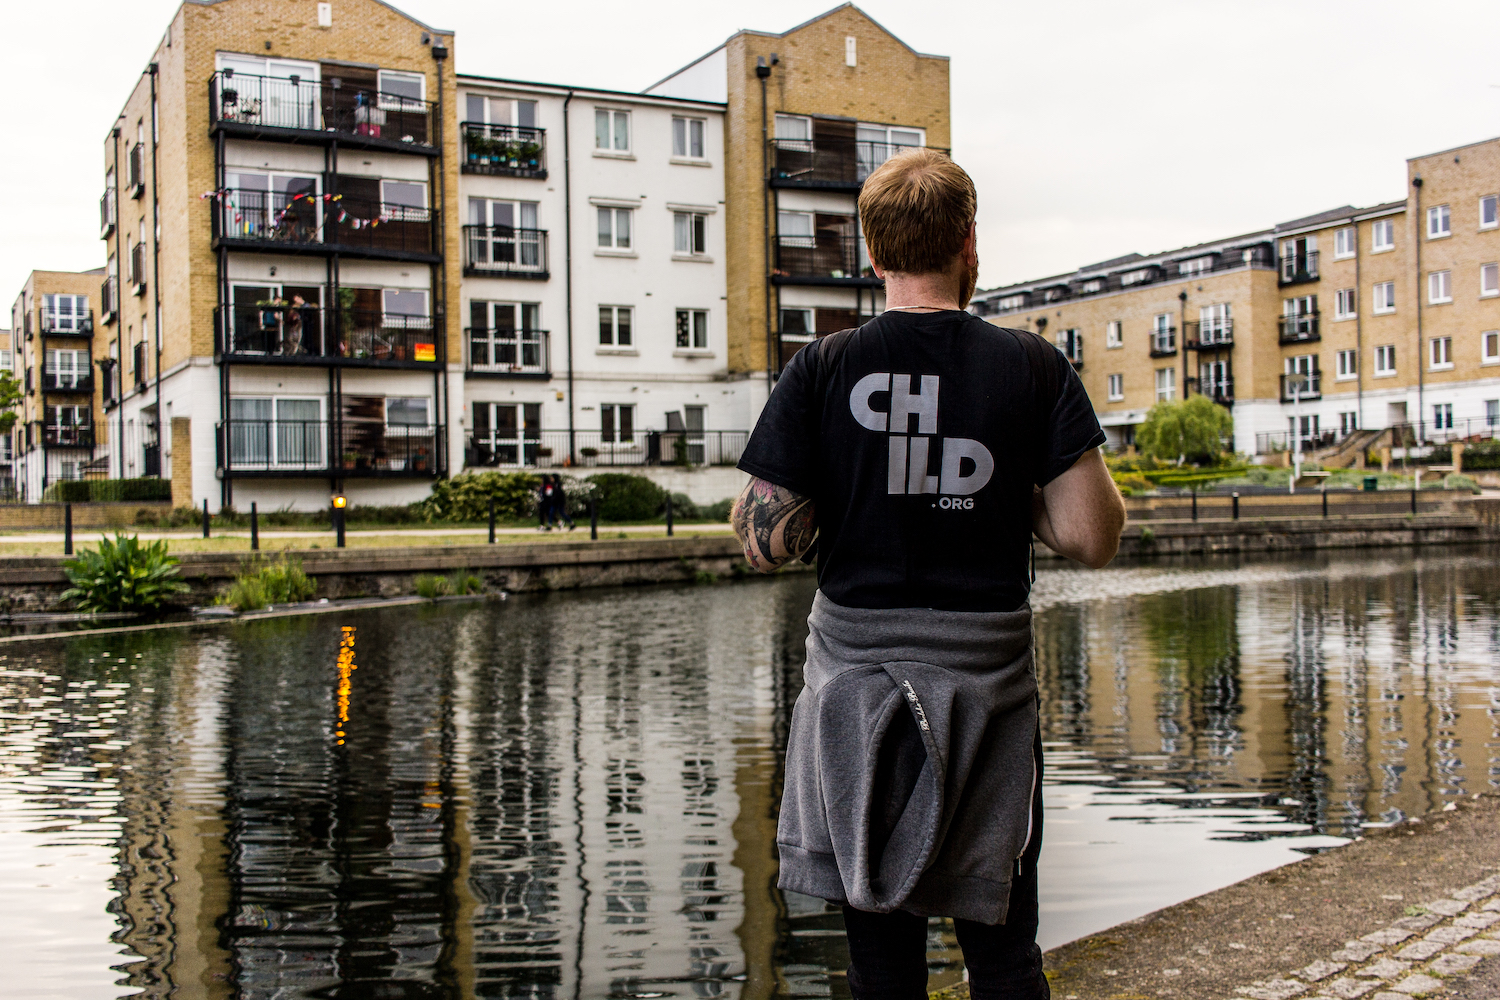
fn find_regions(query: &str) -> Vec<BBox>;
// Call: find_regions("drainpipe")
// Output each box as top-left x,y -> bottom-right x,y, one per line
1411,175 -> 1424,444
563,90 -> 575,462
432,42 -> 450,477
113,124 -> 123,481
149,64 -> 164,492
1354,216 -> 1364,434
758,57 -> 774,393
1178,289 -> 1188,398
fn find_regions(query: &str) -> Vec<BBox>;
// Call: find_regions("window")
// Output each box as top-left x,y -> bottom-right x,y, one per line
1154,367 -> 1175,402
1340,412 -> 1359,436
1286,354 -> 1317,378
45,348 -> 89,389
673,211 -> 708,256
470,302 -> 543,371
1178,256 -> 1213,276
1373,281 -> 1396,314
44,405 -> 92,444
855,123 -> 924,179
1336,349 -> 1357,380
43,294 -> 90,332
1427,204 -> 1451,239
1371,218 -> 1395,252
1055,328 -> 1082,364
382,179 -> 428,217
1080,278 -> 1102,294
1374,344 -> 1397,376
0,348 -> 10,372
382,288 -> 428,326
1334,226 -> 1356,259
1430,335 -> 1453,369
1481,330 -> 1500,364
1482,195 -> 1499,230
1105,320 -> 1122,349
1428,269 -> 1452,303
998,293 -> 1028,312
1199,303 -> 1231,344
600,403 -> 635,444
1481,263 -> 1498,297
594,109 -> 630,152
774,114 -> 811,141
469,198 -> 543,270
471,402 -> 542,467
1151,313 -> 1174,353
1488,399 -> 1500,427
780,308 -> 813,337
1334,287 -> 1357,320
676,309 -> 709,350
378,70 -> 425,108
1120,268 -> 1151,286
672,117 -> 705,159
228,396 -> 323,469
597,207 -> 632,249
599,306 -> 632,347
1433,402 -> 1453,430
464,95 -> 538,128
1107,374 -> 1123,401
386,397 -> 430,428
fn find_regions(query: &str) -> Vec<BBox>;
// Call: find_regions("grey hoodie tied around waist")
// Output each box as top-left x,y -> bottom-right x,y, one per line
776,590 -> 1038,926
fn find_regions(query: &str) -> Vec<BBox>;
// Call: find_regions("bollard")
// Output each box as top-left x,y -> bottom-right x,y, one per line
488,498 -> 496,544
1322,487 -> 1328,518
665,494 -> 674,537
203,499 -> 211,539
1231,492 -> 1240,520
64,503 -> 73,556
590,497 -> 598,540
250,502 -> 259,550
335,507 -> 346,549
1190,489 -> 1197,522
1411,487 -> 1417,515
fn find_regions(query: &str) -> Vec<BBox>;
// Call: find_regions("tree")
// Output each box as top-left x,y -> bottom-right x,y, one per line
1136,396 -> 1233,464
0,371 -> 21,435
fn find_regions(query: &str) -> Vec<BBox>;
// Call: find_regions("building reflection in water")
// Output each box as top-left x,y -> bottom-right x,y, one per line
0,550 -> 1497,998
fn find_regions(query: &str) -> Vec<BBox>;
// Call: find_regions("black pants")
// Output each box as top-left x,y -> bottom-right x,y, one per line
841,736 -> 1048,1000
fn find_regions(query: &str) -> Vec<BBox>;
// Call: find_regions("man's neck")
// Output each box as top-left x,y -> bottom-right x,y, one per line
881,268 -> 964,312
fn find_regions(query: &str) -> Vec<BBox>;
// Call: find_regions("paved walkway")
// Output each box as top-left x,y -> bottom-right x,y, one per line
0,522 -> 736,544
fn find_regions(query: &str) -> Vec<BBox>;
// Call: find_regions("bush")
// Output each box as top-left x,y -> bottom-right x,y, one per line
1442,473 -> 1479,493
1111,472 -> 1153,496
42,478 -> 174,503
418,471 -> 540,522
415,571 -> 482,599
587,473 -> 668,522
1462,439 -> 1500,471
61,534 -> 190,612
1136,397 -> 1234,464
666,492 -> 699,520
217,555 -> 316,611
42,480 -> 93,502
701,498 -> 734,523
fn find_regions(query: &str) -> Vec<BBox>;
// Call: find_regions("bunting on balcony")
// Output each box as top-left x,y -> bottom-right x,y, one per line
197,189 -> 391,230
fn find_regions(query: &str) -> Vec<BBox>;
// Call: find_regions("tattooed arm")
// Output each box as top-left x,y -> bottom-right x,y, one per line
730,477 -> 817,573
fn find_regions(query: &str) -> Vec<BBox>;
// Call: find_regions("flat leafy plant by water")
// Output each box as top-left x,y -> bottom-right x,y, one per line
60,533 -> 190,612
218,555 -> 316,611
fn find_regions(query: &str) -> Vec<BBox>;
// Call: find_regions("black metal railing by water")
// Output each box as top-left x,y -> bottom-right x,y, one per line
219,420 -> 442,475
466,328 -> 549,375
214,188 -> 434,256
461,122 -> 546,178
209,70 -> 435,147
464,429 -> 749,469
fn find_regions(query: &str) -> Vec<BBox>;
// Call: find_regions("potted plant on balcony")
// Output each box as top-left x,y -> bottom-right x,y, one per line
342,450 -> 358,470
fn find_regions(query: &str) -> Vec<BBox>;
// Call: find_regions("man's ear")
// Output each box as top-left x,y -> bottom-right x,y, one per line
963,223 -> 978,265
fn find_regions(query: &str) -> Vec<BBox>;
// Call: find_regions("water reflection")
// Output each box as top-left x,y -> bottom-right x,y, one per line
0,549 -> 1497,997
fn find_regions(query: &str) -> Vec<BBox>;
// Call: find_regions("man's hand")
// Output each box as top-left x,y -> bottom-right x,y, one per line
1031,448 -> 1125,569
730,477 -> 816,573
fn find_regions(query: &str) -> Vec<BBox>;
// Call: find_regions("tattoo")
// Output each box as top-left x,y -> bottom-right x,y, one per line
731,477 -> 816,573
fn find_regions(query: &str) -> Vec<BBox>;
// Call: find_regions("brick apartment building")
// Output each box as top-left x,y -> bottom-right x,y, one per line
972,136 -> 1500,461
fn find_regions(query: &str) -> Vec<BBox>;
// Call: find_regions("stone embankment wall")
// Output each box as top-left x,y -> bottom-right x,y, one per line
0,502 -> 172,530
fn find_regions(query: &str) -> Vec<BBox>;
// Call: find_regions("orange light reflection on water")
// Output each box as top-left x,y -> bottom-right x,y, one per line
335,626 -> 356,744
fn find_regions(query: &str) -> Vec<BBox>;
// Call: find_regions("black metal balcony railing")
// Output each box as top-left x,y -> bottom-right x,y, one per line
465,429 -> 750,470
1185,319 -> 1234,350
214,188 -> 435,257
774,235 -> 874,282
461,122 -> 546,178
1280,250 -> 1320,285
462,226 -> 549,278
1280,371 -> 1322,402
210,70 -> 435,148
1149,329 -> 1177,357
100,276 -> 118,324
127,144 -> 144,197
466,328 -> 549,375
41,314 -> 93,337
100,190 -> 116,238
217,303 -> 440,365
1278,313 -> 1321,344
133,342 -> 148,388
130,242 -> 147,295
43,426 -> 95,448
769,140 -> 947,188
219,420 -> 441,476
1186,375 -> 1234,404
43,371 -> 94,394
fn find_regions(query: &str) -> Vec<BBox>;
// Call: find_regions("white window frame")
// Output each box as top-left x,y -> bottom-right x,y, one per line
1433,402 -> 1453,430
1339,411 -> 1359,436
1370,218 -> 1395,253
43,293 -> 90,332
594,108 -> 631,154
1107,373 -> 1124,401
675,308 -> 710,352
673,211 -> 708,256
45,347 -> 89,389
1333,226 -> 1357,259
1428,269 -> 1452,304
381,288 -> 429,329
1151,313 -> 1174,353
1335,349 -> 1358,381
1374,344 -> 1397,377
671,116 -> 706,160
1427,204 -> 1451,239
385,396 -> 432,429
1177,256 -> 1212,276
1154,367 -> 1175,403
1334,287 -> 1357,320
1481,262 -> 1499,298
1482,330 -> 1500,365
377,70 -> 426,112
1373,281 -> 1396,314
1105,320 -> 1122,349
997,294 -> 1027,312
597,207 -> 633,250
464,94 -> 538,128
1429,335 -> 1453,370
774,114 -> 811,141
1481,195 -> 1499,231
598,305 -> 633,349
599,403 -> 636,445
227,394 -> 325,470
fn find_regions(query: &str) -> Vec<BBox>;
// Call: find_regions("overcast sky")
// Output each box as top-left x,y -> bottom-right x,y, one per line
6,0 -> 1500,310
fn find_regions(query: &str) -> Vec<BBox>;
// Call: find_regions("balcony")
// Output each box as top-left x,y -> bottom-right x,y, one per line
133,342 -> 148,389
127,144 -> 145,199
462,226 -> 549,279
41,314 -> 93,337
1278,313 -> 1321,344
100,276 -> 118,326
466,328 -> 549,377
217,302 -> 440,368
465,429 -> 749,469
1186,375 -> 1234,405
1280,250 -> 1320,286
1280,371 -> 1322,402
100,190 -> 116,239
43,425 -> 95,449
1149,330 -> 1178,357
219,420 -> 442,477
213,189 -> 437,261
43,371 -> 94,395
1184,320 -> 1233,350
209,70 -> 437,154
773,235 -> 879,286
768,140 -> 946,190
130,242 -> 147,297
461,123 -> 546,178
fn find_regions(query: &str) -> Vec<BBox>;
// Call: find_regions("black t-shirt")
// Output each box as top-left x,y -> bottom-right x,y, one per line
738,310 -> 1106,612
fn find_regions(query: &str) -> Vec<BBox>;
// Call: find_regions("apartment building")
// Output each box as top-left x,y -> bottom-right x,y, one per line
8,270 -> 108,499
646,3 -> 951,389
972,135 -> 1500,460
0,327 -> 13,497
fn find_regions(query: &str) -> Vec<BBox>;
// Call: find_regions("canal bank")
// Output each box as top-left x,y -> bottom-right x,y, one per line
934,793 -> 1500,1000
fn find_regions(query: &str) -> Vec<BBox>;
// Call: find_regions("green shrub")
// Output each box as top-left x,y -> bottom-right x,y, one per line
1112,472 -> 1153,495
1441,473 -> 1478,492
666,492 -> 699,520
90,478 -> 173,502
587,473 -> 668,521
1462,440 -> 1500,471
701,498 -> 734,523
217,555 -> 316,611
414,574 -> 452,599
61,534 -> 190,612
1136,397 -> 1234,464
418,471 -> 540,522
42,480 -> 92,502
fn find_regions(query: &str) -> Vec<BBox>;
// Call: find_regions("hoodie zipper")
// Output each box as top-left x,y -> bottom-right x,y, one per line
1014,748 -> 1039,878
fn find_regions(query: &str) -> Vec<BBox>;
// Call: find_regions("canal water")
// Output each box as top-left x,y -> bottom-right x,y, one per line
1,547 -> 1497,999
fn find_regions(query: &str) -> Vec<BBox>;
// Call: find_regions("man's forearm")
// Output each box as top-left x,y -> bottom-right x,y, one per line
730,477 -> 816,573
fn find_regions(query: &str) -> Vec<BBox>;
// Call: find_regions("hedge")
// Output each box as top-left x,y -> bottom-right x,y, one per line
40,478 -> 172,503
